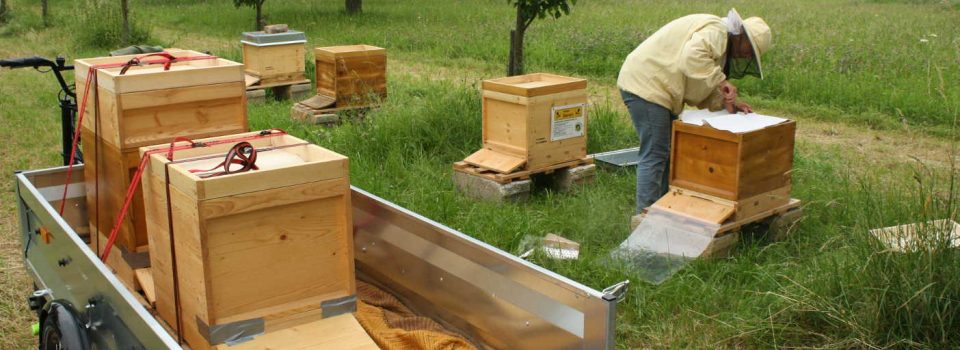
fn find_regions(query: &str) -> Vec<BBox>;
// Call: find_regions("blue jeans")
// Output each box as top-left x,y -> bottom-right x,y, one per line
620,90 -> 676,213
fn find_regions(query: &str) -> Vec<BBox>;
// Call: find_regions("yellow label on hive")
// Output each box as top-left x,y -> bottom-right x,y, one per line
551,103 -> 586,141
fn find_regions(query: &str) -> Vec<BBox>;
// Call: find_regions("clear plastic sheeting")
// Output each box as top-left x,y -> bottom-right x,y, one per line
609,207 -> 723,284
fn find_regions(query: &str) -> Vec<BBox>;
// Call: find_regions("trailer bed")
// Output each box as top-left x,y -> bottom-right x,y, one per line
15,165 -> 620,349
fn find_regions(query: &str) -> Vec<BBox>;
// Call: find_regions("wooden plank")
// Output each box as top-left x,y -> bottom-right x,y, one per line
246,78 -> 311,90
80,129 -> 144,252
670,129 -> 740,200
119,81 -> 245,109
299,94 -> 337,110
134,268 -> 157,306
652,190 -> 735,224
170,184 -> 212,349
203,193 -> 353,320
199,178 -> 348,219
482,98 -> 529,155
463,148 -> 526,174
244,73 -> 260,88
119,96 -> 247,149
96,59 -> 245,94
454,157 -> 592,184
143,169 -> 178,327
718,198 -> 802,234
482,73 -> 588,97
213,314 -> 378,350
738,121 -> 796,198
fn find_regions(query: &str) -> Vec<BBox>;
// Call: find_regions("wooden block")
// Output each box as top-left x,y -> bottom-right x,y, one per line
134,268 -> 157,306
670,119 -> 796,201
140,132 -> 355,350
472,73 -> 588,175
263,24 -> 289,34
314,45 -> 387,107
463,148 -> 526,174
652,190 -> 736,224
213,314 -> 378,350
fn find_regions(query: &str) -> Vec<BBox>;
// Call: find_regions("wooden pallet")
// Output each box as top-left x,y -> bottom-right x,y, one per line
290,94 -> 375,124
453,156 -> 593,184
245,77 -> 311,92
717,198 -> 802,235
245,75 -> 312,102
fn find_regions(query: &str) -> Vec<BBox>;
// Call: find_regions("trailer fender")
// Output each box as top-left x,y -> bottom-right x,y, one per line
39,300 -> 90,350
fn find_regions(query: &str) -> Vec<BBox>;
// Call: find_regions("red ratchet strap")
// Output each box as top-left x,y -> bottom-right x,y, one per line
188,142 -> 259,177
98,130 -> 286,262
57,52 -> 218,216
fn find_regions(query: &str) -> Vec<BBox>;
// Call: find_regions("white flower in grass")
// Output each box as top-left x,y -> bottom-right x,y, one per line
920,38 -> 929,43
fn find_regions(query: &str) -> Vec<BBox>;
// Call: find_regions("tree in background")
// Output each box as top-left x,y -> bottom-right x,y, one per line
0,0 -> 8,24
41,0 -> 48,26
234,0 -> 267,31
506,0 -> 576,76
346,0 -> 361,15
121,0 -> 130,44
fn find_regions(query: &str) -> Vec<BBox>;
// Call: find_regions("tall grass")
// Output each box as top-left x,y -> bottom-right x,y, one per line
0,0 -> 959,348
71,0 -> 151,49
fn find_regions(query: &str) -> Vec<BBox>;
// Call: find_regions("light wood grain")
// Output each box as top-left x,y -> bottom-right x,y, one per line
213,314 -> 378,350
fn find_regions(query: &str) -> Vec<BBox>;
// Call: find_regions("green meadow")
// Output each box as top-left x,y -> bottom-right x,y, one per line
1,0 -> 958,348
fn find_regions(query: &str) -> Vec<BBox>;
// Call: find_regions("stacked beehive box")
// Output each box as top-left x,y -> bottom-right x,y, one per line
291,45 -> 386,122
456,73 -> 590,178
75,50 -> 248,288
655,118 -> 797,223
140,132 -> 357,349
241,29 -> 308,86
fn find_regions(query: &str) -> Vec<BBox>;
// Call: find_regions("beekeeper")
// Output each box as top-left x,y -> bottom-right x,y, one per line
618,9 -> 771,218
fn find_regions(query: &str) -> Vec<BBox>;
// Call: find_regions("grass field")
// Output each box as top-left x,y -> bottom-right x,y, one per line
1,0 -> 958,349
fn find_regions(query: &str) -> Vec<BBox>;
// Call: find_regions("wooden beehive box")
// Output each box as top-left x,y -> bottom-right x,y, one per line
75,50 -> 248,286
464,73 -> 588,174
241,30 -> 307,85
314,45 -> 386,107
664,119 -> 796,221
139,132 -> 354,350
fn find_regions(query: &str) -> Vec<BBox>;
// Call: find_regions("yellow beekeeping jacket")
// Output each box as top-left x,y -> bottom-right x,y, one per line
617,14 -> 728,115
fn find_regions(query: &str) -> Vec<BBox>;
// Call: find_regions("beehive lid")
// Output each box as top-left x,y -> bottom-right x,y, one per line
241,30 -> 307,46
482,73 -> 587,97
75,50 -> 244,94
314,45 -> 386,59
147,132 -> 349,200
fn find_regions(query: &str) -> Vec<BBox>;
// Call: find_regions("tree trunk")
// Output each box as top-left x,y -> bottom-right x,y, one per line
255,1 -> 264,30
346,0 -> 361,15
0,0 -> 8,24
508,5 -> 526,76
41,0 -> 48,26
121,0 -> 130,45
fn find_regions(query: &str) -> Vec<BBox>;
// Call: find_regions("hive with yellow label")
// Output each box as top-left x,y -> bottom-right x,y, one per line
454,73 -> 593,185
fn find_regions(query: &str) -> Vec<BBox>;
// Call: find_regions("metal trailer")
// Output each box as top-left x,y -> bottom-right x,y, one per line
15,165 -> 626,349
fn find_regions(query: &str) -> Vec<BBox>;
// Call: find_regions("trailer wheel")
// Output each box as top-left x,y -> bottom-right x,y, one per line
39,301 -> 89,350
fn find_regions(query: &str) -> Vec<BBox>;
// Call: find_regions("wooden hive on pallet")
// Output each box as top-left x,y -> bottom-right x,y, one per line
241,29 -> 309,86
314,44 -> 386,108
461,73 -> 589,175
75,49 -> 248,289
657,118 -> 796,223
140,131 -> 355,350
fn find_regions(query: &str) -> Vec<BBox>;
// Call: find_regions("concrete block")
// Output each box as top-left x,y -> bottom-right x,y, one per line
547,164 -> 596,192
246,89 -> 266,104
290,104 -> 341,125
453,171 -> 531,203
